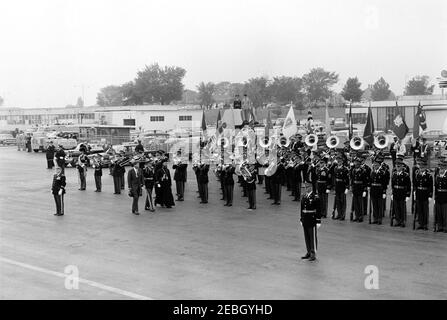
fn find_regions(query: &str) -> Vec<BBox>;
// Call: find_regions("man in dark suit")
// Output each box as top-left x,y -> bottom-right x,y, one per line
52,166 -> 66,216
173,155 -> 187,201
127,160 -> 144,215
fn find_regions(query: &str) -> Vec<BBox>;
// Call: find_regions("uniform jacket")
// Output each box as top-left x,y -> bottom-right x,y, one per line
434,169 -> 447,204
334,165 -> 350,193
51,174 -> 66,195
55,149 -> 66,165
143,166 -> 155,189
414,169 -> 433,200
271,163 -> 286,184
300,191 -> 321,228
369,165 -> 388,197
46,145 -> 56,159
223,165 -> 236,185
351,166 -> 368,195
391,170 -> 411,199
173,163 -> 188,182
128,167 -> 144,193
198,164 -> 210,184
315,165 -> 331,194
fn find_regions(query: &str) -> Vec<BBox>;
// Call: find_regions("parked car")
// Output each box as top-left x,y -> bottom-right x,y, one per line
0,133 -> 16,145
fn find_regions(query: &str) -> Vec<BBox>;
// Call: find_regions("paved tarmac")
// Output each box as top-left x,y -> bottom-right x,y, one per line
0,146 -> 446,299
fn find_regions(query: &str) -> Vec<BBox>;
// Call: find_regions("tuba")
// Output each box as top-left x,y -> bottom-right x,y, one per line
305,134 -> 318,148
350,136 -> 365,150
265,160 -> 277,177
326,135 -> 340,149
374,134 -> 389,149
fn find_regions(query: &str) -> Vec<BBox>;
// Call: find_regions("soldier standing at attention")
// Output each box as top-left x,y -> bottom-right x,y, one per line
300,179 -> 321,262
223,163 -> 235,207
413,158 -> 433,230
198,162 -> 210,204
55,144 -> 66,173
350,157 -> 368,222
391,155 -> 411,227
369,154 -> 388,224
434,162 -> 447,232
245,164 -> 257,210
52,166 -> 66,216
46,141 -> 56,169
315,157 -> 331,218
93,155 -> 103,192
332,154 -> 350,220
173,153 -> 187,201
361,157 -> 371,216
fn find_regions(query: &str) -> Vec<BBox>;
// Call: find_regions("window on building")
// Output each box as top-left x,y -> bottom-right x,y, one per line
123,119 -> 136,126
150,116 -> 165,122
179,115 -> 192,121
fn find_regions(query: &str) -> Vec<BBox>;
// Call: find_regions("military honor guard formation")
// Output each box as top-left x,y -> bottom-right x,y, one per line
46,103 -> 447,263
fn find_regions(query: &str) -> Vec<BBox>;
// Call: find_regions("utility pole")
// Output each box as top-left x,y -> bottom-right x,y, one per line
74,84 -> 90,106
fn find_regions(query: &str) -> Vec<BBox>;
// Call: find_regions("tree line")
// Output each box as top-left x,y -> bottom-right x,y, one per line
95,63 -> 436,108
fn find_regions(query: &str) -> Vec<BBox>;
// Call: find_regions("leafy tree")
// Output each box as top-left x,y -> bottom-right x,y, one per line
197,82 -> 215,107
121,81 -> 143,105
341,77 -> 363,102
269,76 -> 304,105
404,75 -> 434,95
243,77 -> 271,108
0,96 -> 3,106
302,68 -> 339,103
76,96 -> 84,107
134,63 -> 186,105
371,77 -> 392,101
96,85 -> 123,106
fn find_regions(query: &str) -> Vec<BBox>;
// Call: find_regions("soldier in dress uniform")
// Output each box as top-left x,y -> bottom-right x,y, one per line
361,157 -> 371,216
92,155 -> 102,192
413,157 -> 433,230
332,154 -> 350,220
434,162 -> 447,232
46,141 -> 56,169
271,158 -> 286,205
391,155 -> 411,227
55,144 -> 66,172
300,180 -> 321,262
350,156 -> 368,222
223,163 -> 236,207
143,158 -> 155,212
314,156 -> 331,218
52,166 -> 66,216
245,164 -> 257,210
77,149 -> 88,191
198,162 -> 210,204
369,154 -> 388,224
293,154 -> 305,202
173,153 -> 188,201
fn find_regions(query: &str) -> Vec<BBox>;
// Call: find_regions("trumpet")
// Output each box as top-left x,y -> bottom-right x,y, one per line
374,134 -> 389,149
326,135 -> 340,149
350,136 -> 365,150
305,134 -> 318,147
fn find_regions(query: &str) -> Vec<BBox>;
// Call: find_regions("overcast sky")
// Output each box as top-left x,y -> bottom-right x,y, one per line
0,0 -> 446,108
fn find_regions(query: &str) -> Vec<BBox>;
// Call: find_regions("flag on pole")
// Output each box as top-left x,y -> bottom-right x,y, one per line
282,105 -> 297,138
392,101 -> 409,140
307,110 -> 314,134
363,104 -> 374,146
348,101 -> 353,140
325,104 -> 331,136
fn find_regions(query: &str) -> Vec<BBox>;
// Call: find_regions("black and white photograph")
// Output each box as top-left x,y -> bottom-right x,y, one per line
1,0 -> 447,307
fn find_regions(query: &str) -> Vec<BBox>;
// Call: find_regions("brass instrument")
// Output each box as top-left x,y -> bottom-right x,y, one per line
305,134 -> 318,148
265,160 -> 277,177
350,136 -> 365,150
326,135 -> 340,149
374,135 -> 389,149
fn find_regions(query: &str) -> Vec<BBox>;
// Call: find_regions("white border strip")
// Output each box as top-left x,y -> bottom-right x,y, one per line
0,256 -> 152,300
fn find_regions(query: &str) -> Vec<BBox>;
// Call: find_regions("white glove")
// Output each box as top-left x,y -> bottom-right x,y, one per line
344,189 -> 348,195
58,189 -> 62,196
391,195 -> 393,200
157,184 -> 161,188
362,191 -> 366,198
428,197 -> 432,202
433,199 -> 435,204
382,194 -> 386,199
300,222 -> 303,226
405,197 -> 410,202
326,189 -> 330,194
316,223 -> 321,229
413,191 -> 416,197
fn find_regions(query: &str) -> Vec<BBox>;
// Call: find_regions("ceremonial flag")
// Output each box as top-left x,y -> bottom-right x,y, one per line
348,102 -> 353,140
325,105 -> 331,136
307,109 -> 314,134
283,105 -> 297,138
392,101 -> 409,140
265,110 -> 272,137
363,105 -> 375,146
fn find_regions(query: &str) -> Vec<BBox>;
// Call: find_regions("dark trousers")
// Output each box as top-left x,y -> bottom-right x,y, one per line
145,186 -> 154,210
391,152 -> 396,167
53,193 -> 64,215
220,180 -> 226,201
272,182 -> 282,204
94,174 -> 102,191
47,159 -> 54,169
295,182 -> 302,200
79,171 -> 86,190
392,198 -> 406,225
132,188 -> 140,213
303,226 -> 316,257
335,192 -> 346,219
248,189 -> 256,208
199,182 -> 208,203
113,176 -> 121,194
371,196 -> 383,222
416,199 -> 429,228
363,190 -> 368,215
352,194 -> 364,221
120,174 -> 125,189
175,180 -> 185,200
265,176 -> 271,195
225,184 -> 234,205
434,202 -> 447,230
258,174 -> 264,184
318,191 -> 328,217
